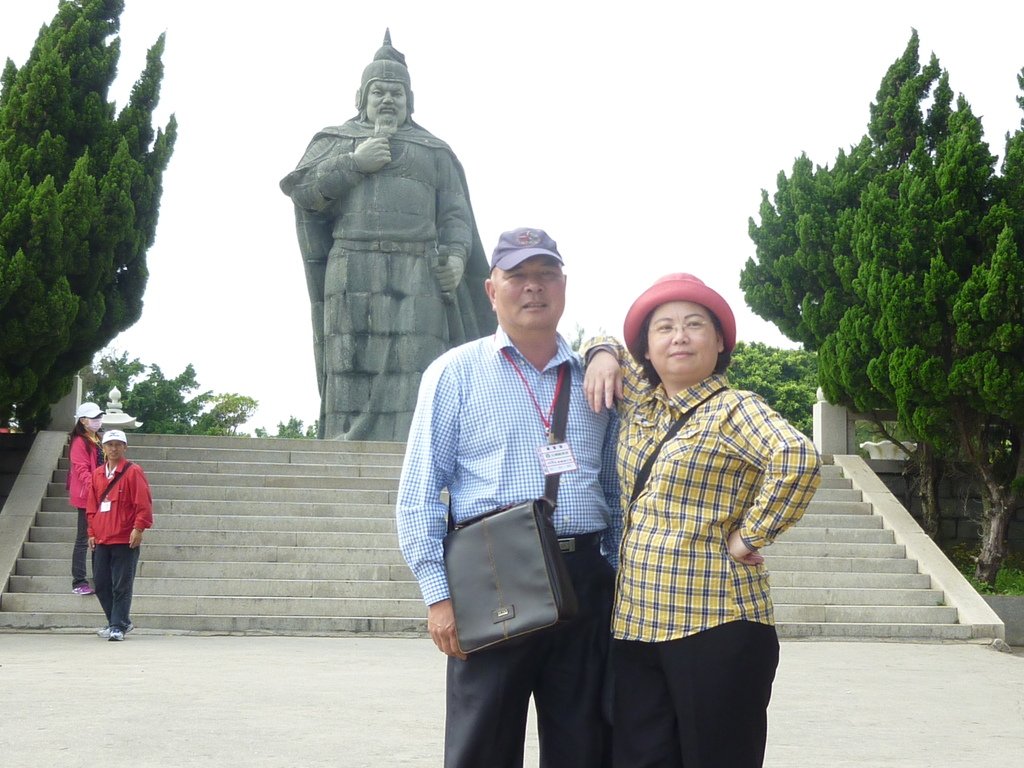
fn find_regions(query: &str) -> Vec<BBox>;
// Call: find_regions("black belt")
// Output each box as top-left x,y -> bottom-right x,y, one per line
557,531 -> 604,553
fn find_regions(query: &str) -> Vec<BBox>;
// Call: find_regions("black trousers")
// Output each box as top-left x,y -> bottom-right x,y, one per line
92,544 -> 140,631
444,545 -> 614,768
71,508 -> 89,587
612,620 -> 779,768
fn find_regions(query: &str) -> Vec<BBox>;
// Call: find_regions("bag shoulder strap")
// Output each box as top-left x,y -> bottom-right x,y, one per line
99,461 -> 134,503
446,361 -> 572,532
629,387 -> 726,507
543,361 -> 572,504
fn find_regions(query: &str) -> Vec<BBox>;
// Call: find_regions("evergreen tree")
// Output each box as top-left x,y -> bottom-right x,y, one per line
0,0 -> 176,429
728,342 -> 818,438
255,417 -> 319,439
194,394 -> 259,437
83,350 -> 258,436
743,31 -> 1024,584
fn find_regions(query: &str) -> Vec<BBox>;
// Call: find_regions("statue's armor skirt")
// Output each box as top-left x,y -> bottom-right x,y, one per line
321,243 -> 449,441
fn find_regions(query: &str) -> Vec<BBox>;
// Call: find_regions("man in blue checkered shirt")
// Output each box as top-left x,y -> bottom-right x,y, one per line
397,227 -> 621,768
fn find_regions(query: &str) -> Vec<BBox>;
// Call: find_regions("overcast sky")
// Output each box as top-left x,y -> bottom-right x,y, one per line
3,0 -> 1023,433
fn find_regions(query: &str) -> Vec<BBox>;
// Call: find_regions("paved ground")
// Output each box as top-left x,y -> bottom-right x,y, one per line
0,632 -> 1021,767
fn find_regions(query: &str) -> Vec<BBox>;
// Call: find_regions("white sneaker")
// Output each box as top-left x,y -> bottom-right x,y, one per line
108,628 -> 124,641
97,622 -> 134,638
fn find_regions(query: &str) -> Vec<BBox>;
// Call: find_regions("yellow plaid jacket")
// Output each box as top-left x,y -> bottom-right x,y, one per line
588,341 -> 822,642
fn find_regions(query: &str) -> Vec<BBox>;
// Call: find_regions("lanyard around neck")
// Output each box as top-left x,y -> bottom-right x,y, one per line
500,348 -> 566,436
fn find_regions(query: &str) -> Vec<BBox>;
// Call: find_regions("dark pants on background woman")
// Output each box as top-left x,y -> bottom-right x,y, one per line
71,508 -> 89,588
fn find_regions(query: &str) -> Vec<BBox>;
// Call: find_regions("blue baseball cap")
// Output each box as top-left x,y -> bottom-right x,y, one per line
490,228 -> 564,271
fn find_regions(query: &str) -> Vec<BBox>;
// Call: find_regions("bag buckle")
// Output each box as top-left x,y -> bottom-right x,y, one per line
558,537 -> 576,553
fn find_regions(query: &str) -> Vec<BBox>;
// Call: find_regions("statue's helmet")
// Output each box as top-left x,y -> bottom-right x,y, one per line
355,29 -> 414,116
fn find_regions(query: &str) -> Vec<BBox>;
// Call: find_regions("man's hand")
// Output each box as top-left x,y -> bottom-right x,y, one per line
433,246 -> 465,293
88,536 -> 96,552
427,599 -> 467,660
129,528 -> 144,549
351,136 -> 391,173
583,349 -> 623,412
727,529 -> 764,565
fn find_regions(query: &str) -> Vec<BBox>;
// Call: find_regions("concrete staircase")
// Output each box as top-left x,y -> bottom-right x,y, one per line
0,434 -> 423,634
770,463 -> 968,639
0,434 -> 1004,640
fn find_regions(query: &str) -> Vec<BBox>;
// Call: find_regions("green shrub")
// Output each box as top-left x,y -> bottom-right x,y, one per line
942,544 -> 1024,595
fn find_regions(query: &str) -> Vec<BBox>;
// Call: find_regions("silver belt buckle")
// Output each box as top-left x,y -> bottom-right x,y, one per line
558,537 -> 575,553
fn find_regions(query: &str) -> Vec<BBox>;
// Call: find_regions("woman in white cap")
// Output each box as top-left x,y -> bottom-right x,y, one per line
584,273 -> 822,768
67,402 -> 104,595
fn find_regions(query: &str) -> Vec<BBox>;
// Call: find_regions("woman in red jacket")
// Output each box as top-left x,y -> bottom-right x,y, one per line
87,429 -> 153,642
67,402 -> 104,595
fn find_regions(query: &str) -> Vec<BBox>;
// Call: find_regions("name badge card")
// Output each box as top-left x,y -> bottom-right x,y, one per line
537,441 -> 578,476
100,501 -> 112,512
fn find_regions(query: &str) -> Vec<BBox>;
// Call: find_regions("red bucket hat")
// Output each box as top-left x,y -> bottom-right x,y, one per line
623,273 -> 737,362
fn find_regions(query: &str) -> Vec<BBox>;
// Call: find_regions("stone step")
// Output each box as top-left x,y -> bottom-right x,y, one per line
9,575 -> 422,599
118,445 -> 404,466
802,500 -> 874,515
771,586 -> 944,606
48,497 -> 869,522
774,604 -> 958,624
796,513 -> 883,529
48,483 -> 396,504
31,528 -> 404,549
22,555 -> 932,592
816,476 -> 852,490
810,488 -> 862,502
0,611 -> 426,635
765,542 -> 906,558
763,555 -> 921,573
42,497 -> 397,517
16,558 -> 415,582
51,471 -> 399,491
57,459 -> 402,479
33,513 -> 398,534
776,527 -> 894,544
123,433 -> 405,453
0,592 -> 425,618
21,542 -> 408,565
768,571 -> 932,589
0,613 -> 973,641
776,622 -> 974,640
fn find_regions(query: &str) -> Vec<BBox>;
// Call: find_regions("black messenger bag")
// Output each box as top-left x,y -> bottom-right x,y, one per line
442,362 -> 579,654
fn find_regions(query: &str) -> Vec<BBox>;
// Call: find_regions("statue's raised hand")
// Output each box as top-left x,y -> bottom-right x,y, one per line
352,136 -> 391,173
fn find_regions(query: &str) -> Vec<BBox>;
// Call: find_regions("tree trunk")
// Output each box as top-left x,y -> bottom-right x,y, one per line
974,481 -> 1014,586
909,442 -> 942,540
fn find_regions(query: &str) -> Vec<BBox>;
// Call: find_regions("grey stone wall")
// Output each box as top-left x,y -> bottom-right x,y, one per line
868,459 -> 1023,550
983,597 -> 1024,645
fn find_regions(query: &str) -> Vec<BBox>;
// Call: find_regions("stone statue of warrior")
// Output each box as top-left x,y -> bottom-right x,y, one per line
280,31 -> 495,441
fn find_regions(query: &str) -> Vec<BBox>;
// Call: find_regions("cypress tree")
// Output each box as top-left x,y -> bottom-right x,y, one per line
0,0 -> 176,429
743,31 -> 1024,584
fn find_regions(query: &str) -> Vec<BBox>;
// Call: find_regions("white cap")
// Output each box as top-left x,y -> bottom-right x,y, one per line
102,429 -> 128,445
74,402 -> 104,419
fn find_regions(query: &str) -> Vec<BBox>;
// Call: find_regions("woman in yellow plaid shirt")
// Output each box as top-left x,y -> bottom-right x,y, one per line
584,273 -> 821,768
